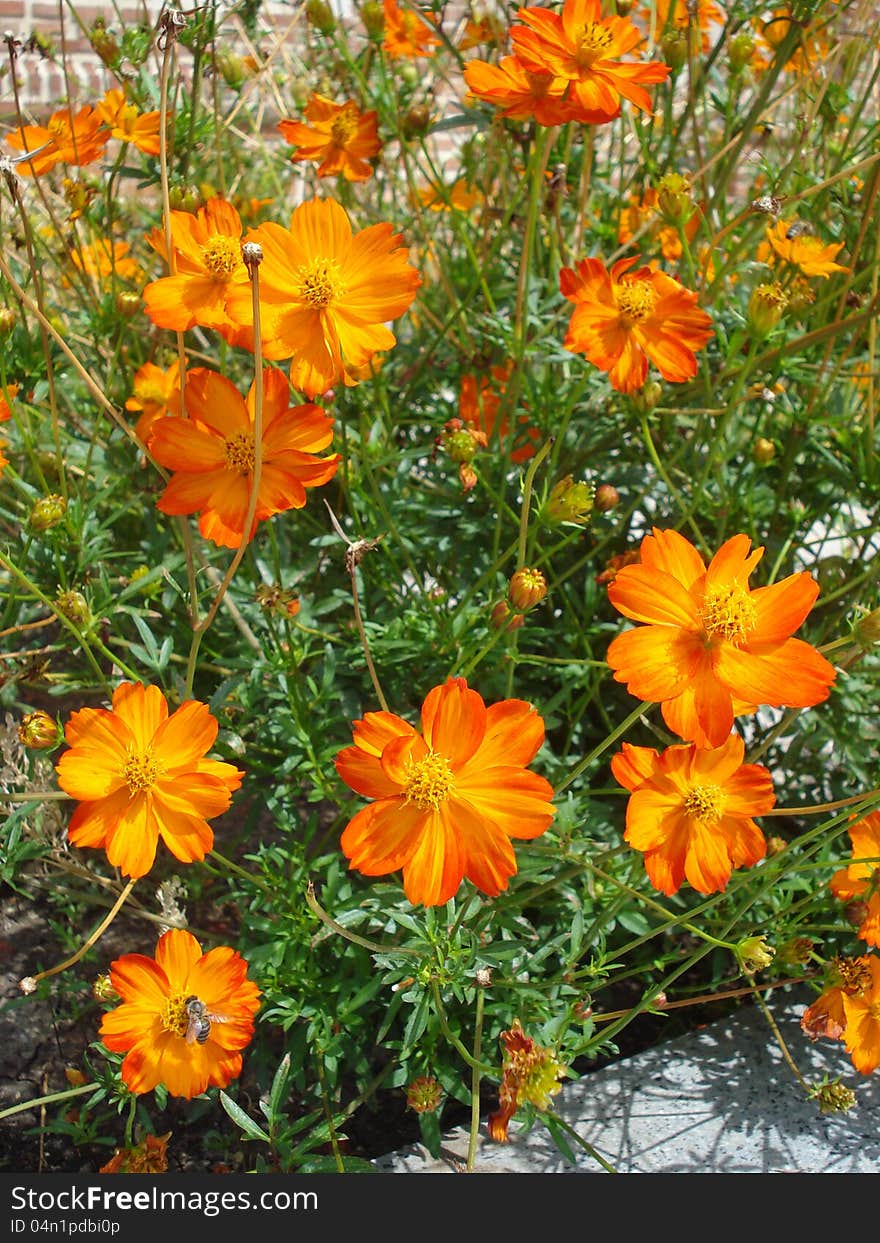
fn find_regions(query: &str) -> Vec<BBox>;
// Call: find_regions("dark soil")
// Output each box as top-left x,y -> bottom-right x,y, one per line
0,884 -> 743,1175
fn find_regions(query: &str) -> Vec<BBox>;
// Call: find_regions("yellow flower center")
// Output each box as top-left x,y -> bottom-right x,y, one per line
160,992 -> 190,1038
48,117 -> 69,139
615,280 -> 658,323
699,582 -> 758,645
224,430 -> 256,474
683,783 -> 724,825
574,22 -> 614,68
121,746 -> 162,795
136,381 -> 168,406
330,105 -> 358,146
403,750 -> 455,811
120,103 -> 140,133
200,235 -> 242,278
296,257 -> 345,308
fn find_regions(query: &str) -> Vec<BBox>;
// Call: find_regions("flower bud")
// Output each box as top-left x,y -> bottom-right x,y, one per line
544,475 -> 594,525
29,493 -> 67,532
213,48 -> 249,88
765,835 -> 788,856
115,291 -> 141,318
360,0 -> 385,37
594,483 -> 620,513
844,899 -> 869,929
752,437 -> 776,465
728,31 -> 755,72
18,710 -> 61,750
0,306 -> 16,337
168,184 -> 203,214
737,934 -> 775,975
92,973 -> 120,1003
406,1076 -> 442,1114
777,936 -> 814,966
306,0 -> 336,34
89,19 -> 119,67
490,600 -> 524,631
661,29 -> 688,71
747,282 -> 788,338
55,589 -> 90,626
402,104 -> 431,139
854,606 -> 880,647
633,379 -> 663,412
508,567 -> 547,611
656,172 -> 692,225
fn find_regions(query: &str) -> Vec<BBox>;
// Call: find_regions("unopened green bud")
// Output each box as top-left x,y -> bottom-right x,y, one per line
656,172 -> 692,224
0,307 -> 16,337
115,291 -> 141,318
214,48 -> 248,89
808,1078 -> 856,1115
402,104 -> 431,139
360,0 -> 385,38
55,589 -> 90,626
545,475 -> 594,526
747,282 -> 788,338
854,606 -> 880,648
89,19 -> 120,67
306,0 -> 336,34
661,30 -> 688,71
18,710 -> 61,750
752,437 -> 776,465
29,493 -> 67,532
737,934 -> 775,975
729,32 -> 756,73
168,185 -> 202,213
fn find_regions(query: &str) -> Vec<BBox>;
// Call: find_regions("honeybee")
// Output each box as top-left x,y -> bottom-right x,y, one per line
184,995 -> 231,1045
786,221 -> 815,240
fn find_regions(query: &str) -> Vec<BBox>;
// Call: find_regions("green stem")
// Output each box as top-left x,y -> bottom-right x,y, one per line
517,439 -> 554,568
306,882 -> 420,958
555,701 -> 649,795
0,1083 -> 98,1122
466,988 -> 485,1173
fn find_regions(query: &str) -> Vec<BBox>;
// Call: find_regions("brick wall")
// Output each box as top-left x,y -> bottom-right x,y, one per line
0,1 -> 362,113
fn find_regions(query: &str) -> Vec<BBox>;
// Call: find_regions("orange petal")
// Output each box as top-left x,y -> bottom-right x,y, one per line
607,562 -> 700,628
111,683 -> 168,752
610,742 -> 660,792
714,639 -> 836,708
606,624 -> 704,701
750,572 -> 819,644
109,953 -> 169,1007
638,528 -> 706,591
682,821 -> 734,894
401,802 -> 466,906
154,928 -> 203,990
103,793 -> 160,878
153,700 -> 219,771
341,797 -> 426,875
467,699 -> 545,769
455,771 -> 555,840
419,678 -> 487,768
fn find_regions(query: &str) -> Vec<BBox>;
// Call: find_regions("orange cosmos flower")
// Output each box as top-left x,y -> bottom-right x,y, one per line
611,734 -> 775,896
416,177 -> 482,212
646,0 -> 725,54
606,528 -> 837,748
510,0 -> 670,123
463,56 -> 572,125
125,359 -> 184,444
6,105 -> 109,176
759,218 -> 850,279
150,366 -> 340,548
459,14 -> 507,50
278,95 -> 381,182
802,956 -> 880,1076
69,238 -> 141,286
829,812 -> 880,948
226,197 -> 421,398
617,187 -> 703,264
335,676 -> 556,907
142,197 -> 250,345
55,682 -> 243,879
0,383 -> 14,475
99,928 -> 261,1098
459,363 -> 540,463
100,1132 -> 171,1174
96,88 -> 163,156
560,255 -> 713,394
382,0 -> 442,58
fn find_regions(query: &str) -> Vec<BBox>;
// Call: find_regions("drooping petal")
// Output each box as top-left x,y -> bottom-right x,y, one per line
401,803 -> 465,906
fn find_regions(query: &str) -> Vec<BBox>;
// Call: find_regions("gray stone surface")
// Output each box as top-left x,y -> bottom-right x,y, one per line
374,990 -> 880,1173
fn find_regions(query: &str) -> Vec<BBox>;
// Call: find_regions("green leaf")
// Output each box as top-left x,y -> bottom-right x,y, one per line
219,1091 -> 270,1143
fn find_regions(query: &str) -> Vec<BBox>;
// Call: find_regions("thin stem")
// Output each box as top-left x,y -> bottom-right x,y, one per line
466,987 -> 485,1173
543,1109 -> 618,1174
555,701 -> 649,796
306,881 -> 420,958
0,1083 -> 98,1123
516,438 -> 554,568
24,878 -> 137,987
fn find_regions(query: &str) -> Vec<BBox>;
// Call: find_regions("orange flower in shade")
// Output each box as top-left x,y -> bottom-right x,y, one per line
100,1132 -> 171,1174
95,89 -> 162,156
125,359 -> 184,444
462,56 -> 572,125
459,364 -> 540,463
142,197 -> 250,346
150,366 -> 340,548
278,95 -> 381,182
646,0 -> 725,53
560,255 -> 713,394
335,677 -> 556,907
802,956 -> 880,1076
69,238 -> 141,285
99,928 -> 261,1098
617,187 -> 703,264
459,14 -> 507,50
829,812 -> 880,948
226,198 -> 421,398
416,177 -> 481,212
382,0 -> 441,58
610,734 -> 775,896
487,1019 -> 565,1142
55,682 -> 244,879
510,0 -> 670,123
606,528 -> 837,749
6,105 -> 109,176
0,383 -> 14,475
759,219 -> 849,279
